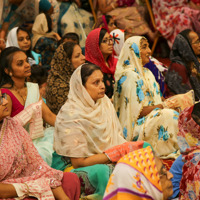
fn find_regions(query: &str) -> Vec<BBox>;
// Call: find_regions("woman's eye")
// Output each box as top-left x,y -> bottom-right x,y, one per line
17,61 -> 23,66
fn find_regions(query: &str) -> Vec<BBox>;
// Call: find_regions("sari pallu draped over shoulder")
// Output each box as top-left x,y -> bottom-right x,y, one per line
114,36 -> 179,158
54,65 -> 126,158
0,103 -> 63,199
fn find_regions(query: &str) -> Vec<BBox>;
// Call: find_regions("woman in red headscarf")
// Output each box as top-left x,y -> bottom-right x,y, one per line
85,28 -> 117,99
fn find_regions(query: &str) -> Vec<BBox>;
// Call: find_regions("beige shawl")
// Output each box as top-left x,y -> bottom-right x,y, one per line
54,65 -> 126,158
32,13 -> 56,49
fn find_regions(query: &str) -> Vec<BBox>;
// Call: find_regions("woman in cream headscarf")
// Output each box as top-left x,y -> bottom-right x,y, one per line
113,36 -> 191,159
53,63 -> 149,199
32,13 -> 61,69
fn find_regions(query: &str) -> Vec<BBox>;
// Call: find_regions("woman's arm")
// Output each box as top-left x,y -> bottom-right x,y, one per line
0,183 -> 17,198
71,153 -> 111,169
98,0 -> 118,14
41,97 -> 56,126
139,104 -> 163,118
52,186 -> 70,200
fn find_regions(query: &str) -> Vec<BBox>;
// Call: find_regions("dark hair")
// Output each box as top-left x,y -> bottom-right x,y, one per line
45,13 -> 52,33
192,102 -> 200,125
17,26 -> 34,59
0,47 -> 24,88
29,64 -> 48,86
105,15 -> 113,25
180,29 -> 192,43
81,63 -> 101,86
58,32 -> 79,46
99,28 -> 107,46
63,42 -> 78,59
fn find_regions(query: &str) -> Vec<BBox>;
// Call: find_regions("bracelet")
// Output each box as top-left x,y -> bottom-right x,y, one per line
0,38 -> 5,43
111,3 -> 115,9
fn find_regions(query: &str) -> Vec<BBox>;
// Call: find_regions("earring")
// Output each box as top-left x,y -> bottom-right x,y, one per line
9,72 -> 12,77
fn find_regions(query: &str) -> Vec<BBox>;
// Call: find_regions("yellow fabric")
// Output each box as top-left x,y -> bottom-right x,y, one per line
64,166 -> 74,172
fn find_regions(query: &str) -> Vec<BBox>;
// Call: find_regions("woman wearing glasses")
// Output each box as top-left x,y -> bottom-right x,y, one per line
85,28 -> 116,99
0,91 -> 80,199
166,29 -> 200,100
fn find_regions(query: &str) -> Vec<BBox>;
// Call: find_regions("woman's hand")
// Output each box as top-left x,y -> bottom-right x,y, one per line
139,104 -> 163,118
98,0 -> 118,14
52,32 -> 61,41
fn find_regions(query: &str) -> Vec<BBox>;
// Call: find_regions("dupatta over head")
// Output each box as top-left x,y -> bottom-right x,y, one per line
85,28 -> 117,75
103,146 -> 163,200
54,65 -> 126,158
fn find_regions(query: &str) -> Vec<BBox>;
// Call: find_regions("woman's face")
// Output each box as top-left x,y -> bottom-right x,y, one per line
17,30 -> 31,52
71,45 -> 85,69
108,18 -> 116,32
189,31 -> 200,56
140,39 -> 151,66
100,32 -> 113,57
155,157 -> 173,200
0,91 -> 9,121
10,51 -> 31,79
85,70 -> 105,102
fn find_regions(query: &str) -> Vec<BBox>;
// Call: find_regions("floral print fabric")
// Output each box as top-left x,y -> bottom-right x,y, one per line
114,36 -> 179,158
152,0 -> 200,48
178,104 -> 200,199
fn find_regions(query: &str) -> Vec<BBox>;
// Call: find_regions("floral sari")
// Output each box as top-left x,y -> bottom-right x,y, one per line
114,36 -> 180,158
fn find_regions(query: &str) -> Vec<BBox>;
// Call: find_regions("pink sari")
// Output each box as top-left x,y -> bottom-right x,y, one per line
0,102 -> 80,199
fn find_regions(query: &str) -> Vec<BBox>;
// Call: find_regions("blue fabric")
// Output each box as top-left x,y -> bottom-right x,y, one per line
31,51 -> 41,65
144,60 -> 165,97
4,4 -> 17,23
39,0 -> 51,12
57,2 -> 71,35
169,155 -> 184,199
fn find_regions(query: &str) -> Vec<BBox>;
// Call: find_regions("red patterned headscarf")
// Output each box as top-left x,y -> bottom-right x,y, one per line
85,28 -> 117,75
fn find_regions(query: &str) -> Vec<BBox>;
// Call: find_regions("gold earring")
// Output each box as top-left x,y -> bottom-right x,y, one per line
9,72 -> 12,77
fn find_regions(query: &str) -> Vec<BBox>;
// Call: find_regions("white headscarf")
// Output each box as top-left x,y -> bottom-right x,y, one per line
54,65 -> 126,158
110,29 -> 125,58
6,27 -> 19,48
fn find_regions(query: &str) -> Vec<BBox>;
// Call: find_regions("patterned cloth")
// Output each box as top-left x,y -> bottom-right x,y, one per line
0,115 -> 63,199
152,0 -> 200,48
54,65 -> 126,157
58,2 -> 93,48
0,0 -> 39,30
32,13 -> 58,68
103,146 -> 163,200
114,36 -> 179,158
166,30 -> 200,100
110,29 -> 167,96
95,0 -> 150,36
46,43 -> 75,115
178,103 -> 200,199
85,28 -> 117,98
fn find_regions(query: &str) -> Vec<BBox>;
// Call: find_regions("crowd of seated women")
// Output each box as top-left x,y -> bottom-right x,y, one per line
0,0 -> 200,200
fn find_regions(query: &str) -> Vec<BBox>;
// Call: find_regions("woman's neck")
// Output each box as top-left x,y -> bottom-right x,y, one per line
12,78 -> 26,89
103,54 -> 110,67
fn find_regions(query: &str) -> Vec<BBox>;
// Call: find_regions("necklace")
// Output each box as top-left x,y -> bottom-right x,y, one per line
13,85 -> 27,105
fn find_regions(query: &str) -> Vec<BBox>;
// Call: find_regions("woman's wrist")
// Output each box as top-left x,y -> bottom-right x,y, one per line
0,38 -> 5,43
